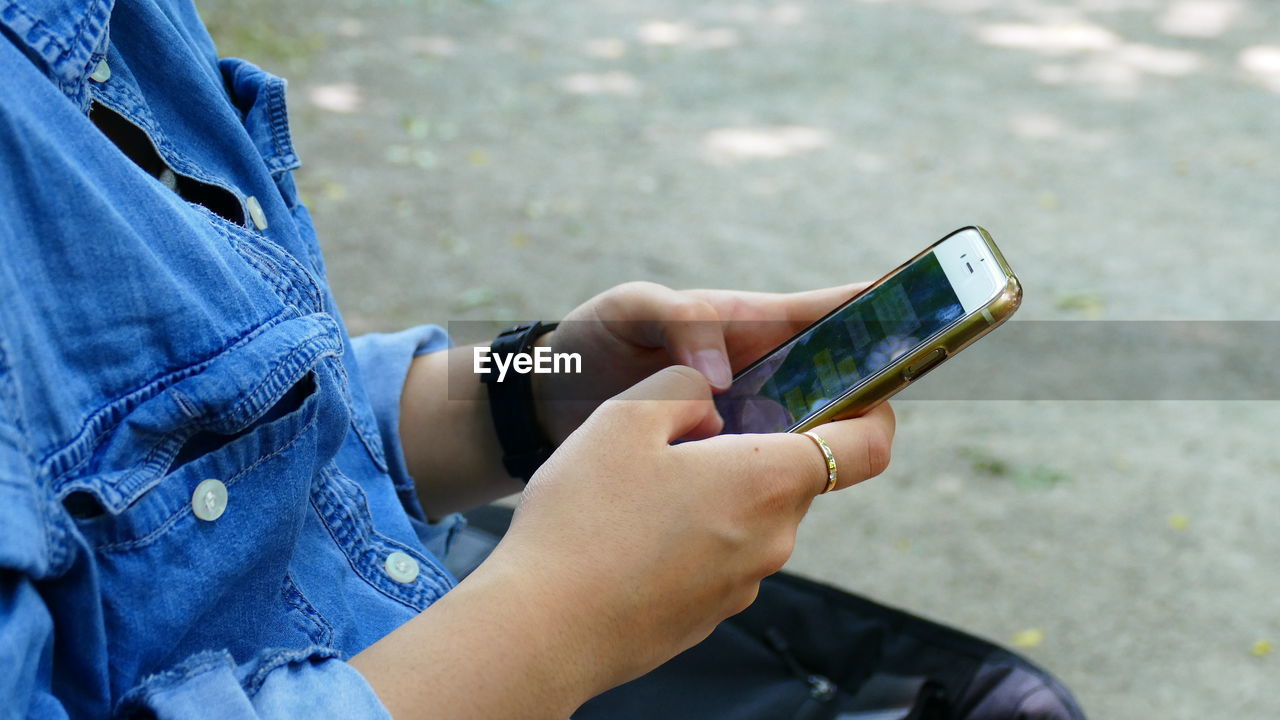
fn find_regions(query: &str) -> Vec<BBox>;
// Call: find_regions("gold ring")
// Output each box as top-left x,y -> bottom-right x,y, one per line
802,431 -> 838,494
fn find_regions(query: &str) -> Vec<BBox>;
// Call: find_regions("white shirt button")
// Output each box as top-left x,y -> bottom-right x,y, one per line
90,59 -> 111,83
191,479 -> 228,521
384,551 -> 420,583
246,195 -> 269,230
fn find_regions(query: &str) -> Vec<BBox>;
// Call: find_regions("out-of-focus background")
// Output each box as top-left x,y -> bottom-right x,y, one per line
201,0 -> 1278,716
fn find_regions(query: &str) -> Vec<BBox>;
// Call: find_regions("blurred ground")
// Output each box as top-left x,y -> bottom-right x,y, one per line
201,0 -> 1280,716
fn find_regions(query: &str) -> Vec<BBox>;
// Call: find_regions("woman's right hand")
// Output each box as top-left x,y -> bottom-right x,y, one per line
486,364 -> 896,703
354,364 -> 894,720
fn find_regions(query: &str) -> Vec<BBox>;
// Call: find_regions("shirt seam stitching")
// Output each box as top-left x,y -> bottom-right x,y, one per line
309,466 -> 450,609
43,312 -> 291,484
103,331 -> 339,505
70,329 -> 339,515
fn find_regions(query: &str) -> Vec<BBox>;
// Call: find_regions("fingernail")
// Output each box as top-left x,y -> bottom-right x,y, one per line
692,350 -> 732,390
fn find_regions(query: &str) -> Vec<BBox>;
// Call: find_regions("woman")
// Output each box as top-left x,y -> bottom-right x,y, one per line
0,0 -> 895,717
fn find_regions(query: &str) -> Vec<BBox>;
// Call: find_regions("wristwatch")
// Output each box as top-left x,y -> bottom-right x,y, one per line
480,320 -> 559,482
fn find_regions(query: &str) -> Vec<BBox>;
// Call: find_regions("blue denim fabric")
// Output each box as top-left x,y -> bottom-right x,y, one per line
0,0 -> 460,716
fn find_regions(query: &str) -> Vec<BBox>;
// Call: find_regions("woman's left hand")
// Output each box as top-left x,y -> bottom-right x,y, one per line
532,281 -> 866,444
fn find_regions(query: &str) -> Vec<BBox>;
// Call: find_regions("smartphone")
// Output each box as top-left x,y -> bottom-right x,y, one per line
715,226 -> 1020,434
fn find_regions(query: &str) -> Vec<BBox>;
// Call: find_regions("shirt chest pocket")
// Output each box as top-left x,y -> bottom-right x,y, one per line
56,316 -> 349,550
52,317 -> 353,684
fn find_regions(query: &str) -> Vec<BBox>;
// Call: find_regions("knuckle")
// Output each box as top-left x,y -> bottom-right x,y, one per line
747,461 -> 791,509
765,472 -> 797,513
594,396 -> 627,421
881,401 -> 898,434
716,521 -> 753,554
659,364 -> 711,397
782,435 -> 825,495
615,365 -> 710,406
666,297 -> 719,326
600,281 -> 664,317
618,280 -> 665,296
762,535 -> 795,576
581,401 -> 626,437
595,393 -> 655,426
862,427 -> 892,479
730,583 -> 761,616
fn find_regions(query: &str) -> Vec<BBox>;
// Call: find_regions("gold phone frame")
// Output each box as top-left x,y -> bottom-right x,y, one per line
773,225 -> 1022,433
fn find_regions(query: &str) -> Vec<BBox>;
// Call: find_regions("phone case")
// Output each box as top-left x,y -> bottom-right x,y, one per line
789,225 -> 1021,432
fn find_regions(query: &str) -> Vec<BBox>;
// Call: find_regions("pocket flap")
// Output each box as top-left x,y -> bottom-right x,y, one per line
54,314 -> 343,513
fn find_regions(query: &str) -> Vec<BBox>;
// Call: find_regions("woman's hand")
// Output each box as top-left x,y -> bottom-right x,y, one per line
357,365 -> 895,719
492,365 -> 894,700
532,281 -> 867,444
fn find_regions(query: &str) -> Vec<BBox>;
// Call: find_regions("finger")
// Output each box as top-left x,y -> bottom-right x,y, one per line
598,282 -> 732,391
687,284 -> 870,369
775,283 -> 871,328
801,401 -> 896,492
690,283 -> 868,327
663,308 -> 732,392
608,365 -> 724,442
684,399 -> 894,506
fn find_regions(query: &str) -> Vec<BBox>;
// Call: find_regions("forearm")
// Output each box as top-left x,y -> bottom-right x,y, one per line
350,558 -> 605,720
398,345 -> 524,517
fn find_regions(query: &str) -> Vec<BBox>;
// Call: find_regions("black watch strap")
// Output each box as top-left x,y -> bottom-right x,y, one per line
481,320 -> 559,483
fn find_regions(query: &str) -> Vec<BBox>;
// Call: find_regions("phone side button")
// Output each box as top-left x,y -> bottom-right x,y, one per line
902,348 -> 947,380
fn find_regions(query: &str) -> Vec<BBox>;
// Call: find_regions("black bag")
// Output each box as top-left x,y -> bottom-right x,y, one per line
454,507 -> 1086,720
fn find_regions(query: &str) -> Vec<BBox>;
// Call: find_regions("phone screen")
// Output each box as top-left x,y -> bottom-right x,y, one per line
716,251 -> 965,434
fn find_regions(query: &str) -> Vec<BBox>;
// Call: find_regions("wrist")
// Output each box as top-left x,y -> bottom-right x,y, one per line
529,330 -> 563,445
399,349 -> 524,518
483,322 -> 559,482
352,550 -> 607,719
466,549 -> 618,709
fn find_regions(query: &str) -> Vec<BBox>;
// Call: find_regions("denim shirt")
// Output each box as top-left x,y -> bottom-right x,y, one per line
0,0 -> 462,716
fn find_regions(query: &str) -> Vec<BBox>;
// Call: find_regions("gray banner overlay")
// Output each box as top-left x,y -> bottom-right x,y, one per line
447,321 -> 1280,401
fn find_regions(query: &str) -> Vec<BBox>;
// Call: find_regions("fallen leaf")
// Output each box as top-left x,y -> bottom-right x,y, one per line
309,83 -> 363,113
524,200 -> 548,220
1252,639 -> 1273,657
412,149 -> 438,169
452,287 -> 495,312
403,116 -> 431,139
1055,292 -> 1104,318
322,182 -> 347,201
1167,513 -> 1190,531
1011,628 -> 1044,649
960,447 -> 1009,477
385,145 -> 412,165
1014,465 -> 1067,489
583,37 -> 627,59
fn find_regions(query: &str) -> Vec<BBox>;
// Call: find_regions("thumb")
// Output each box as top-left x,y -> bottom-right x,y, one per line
598,283 -> 733,391
610,365 -> 725,442
660,302 -> 732,392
